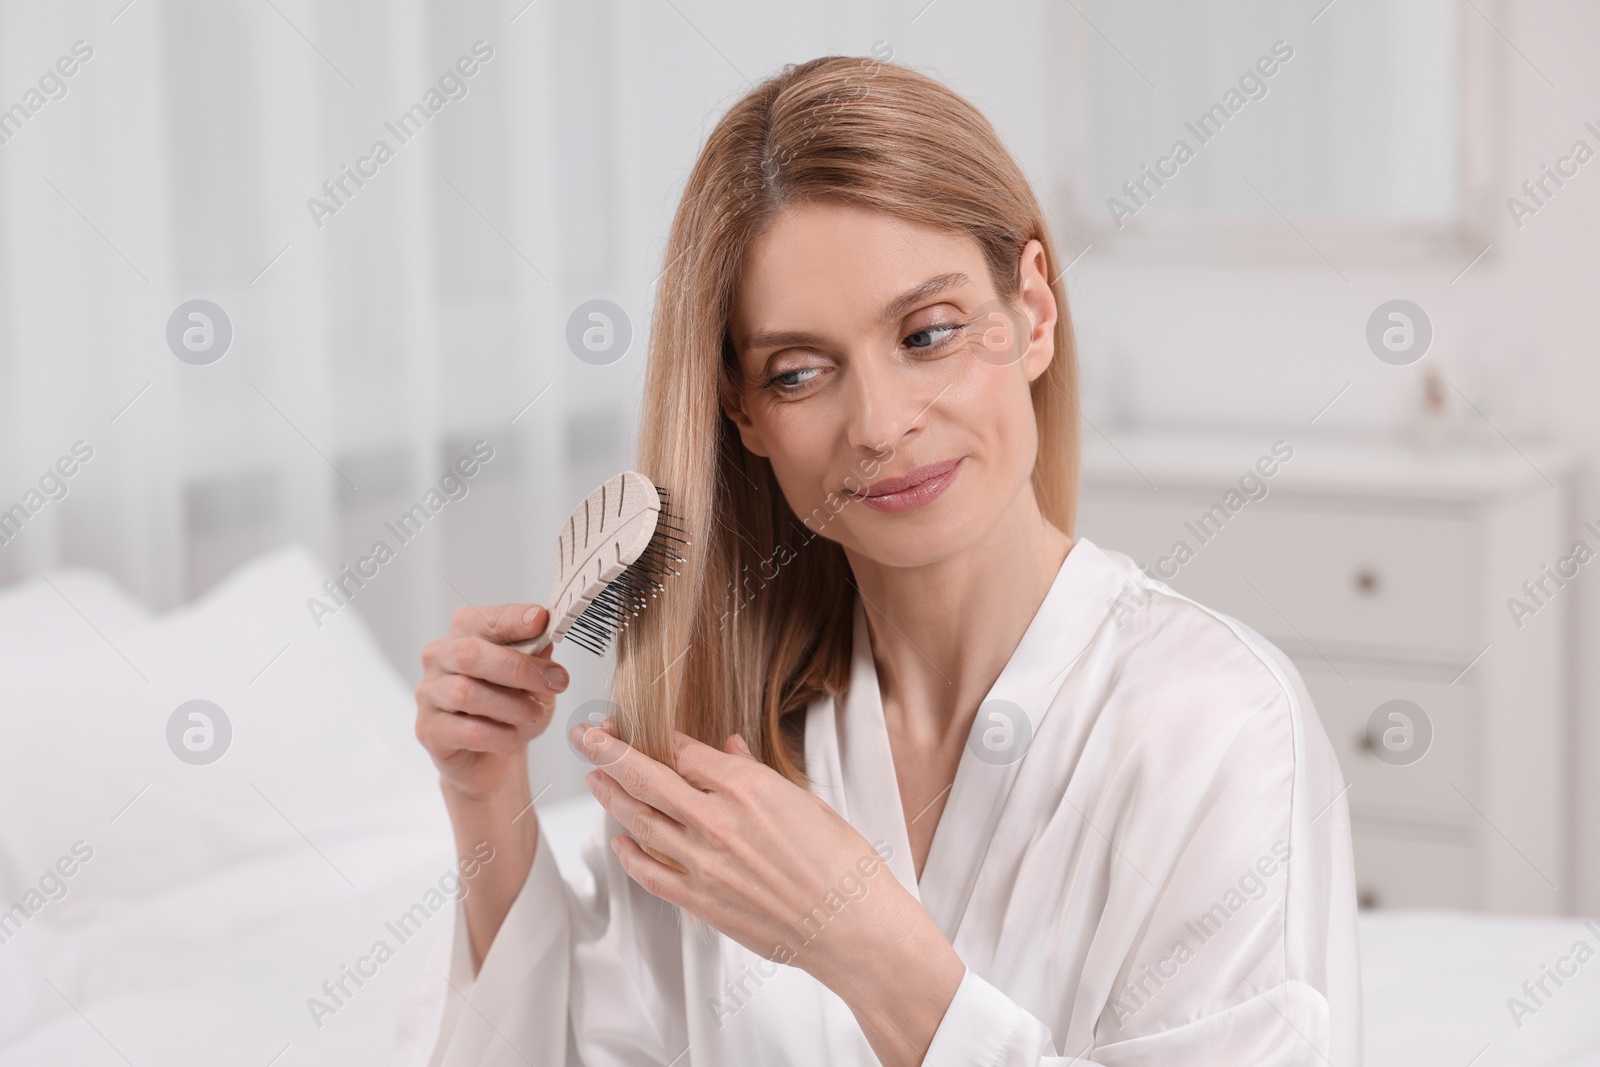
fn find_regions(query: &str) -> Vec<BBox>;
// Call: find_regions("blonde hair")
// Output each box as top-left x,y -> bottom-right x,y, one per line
612,56 -> 1080,787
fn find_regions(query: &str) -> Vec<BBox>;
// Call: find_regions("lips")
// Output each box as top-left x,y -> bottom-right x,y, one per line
848,458 -> 963,513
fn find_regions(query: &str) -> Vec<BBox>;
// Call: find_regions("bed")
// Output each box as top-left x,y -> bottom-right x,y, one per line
2,547 -> 1596,1065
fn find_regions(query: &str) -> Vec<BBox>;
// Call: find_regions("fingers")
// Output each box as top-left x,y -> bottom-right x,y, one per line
610,834 -> 694,904
419,671 -> 552,730
425,634 -> 569,695
673,729 -> 754,792
570,722 -> 699,826
449,603 -> 550,646
416,704 -> 533,756
586,768 -> 696,868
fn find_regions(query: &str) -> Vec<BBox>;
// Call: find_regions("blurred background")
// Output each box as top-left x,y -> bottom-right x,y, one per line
1,1 -> 1597,1063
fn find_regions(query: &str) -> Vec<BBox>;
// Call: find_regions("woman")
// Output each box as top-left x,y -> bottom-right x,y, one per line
409,56 -> 1360,1066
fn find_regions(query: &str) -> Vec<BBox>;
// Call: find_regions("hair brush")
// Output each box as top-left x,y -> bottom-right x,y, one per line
510,470 -> 689,657
512,470 -> 690,874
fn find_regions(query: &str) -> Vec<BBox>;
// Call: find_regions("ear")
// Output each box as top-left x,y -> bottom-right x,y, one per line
718,365 -> 772,458
1015,239 -> 1058,384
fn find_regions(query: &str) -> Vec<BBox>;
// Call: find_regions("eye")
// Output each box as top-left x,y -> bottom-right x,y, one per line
761,366 -> 824,394
903,323 -> 965,351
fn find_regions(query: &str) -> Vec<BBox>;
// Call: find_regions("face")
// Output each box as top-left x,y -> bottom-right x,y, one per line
723,200 -> 1058,569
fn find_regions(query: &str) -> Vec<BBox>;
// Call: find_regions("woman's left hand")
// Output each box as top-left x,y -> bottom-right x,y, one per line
571,718 -> 906,980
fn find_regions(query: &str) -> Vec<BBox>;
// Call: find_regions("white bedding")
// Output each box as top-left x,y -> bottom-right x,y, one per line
0,547 -> 455,1066
1360,910 -> 1600,1067
1,547 -> 1596,1066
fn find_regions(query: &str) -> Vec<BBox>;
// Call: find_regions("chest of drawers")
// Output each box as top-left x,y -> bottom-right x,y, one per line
1077,430 -> 1573,913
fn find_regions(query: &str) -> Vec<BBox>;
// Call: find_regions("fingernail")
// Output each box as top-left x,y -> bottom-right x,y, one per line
523,605 -> 545,626
543,666 -> 569,690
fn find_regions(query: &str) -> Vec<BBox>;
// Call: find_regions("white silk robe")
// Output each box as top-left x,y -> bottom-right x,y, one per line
409,536 -> 1362,1065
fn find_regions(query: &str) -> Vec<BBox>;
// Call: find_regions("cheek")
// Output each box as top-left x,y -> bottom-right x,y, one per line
749,405 -> 842,504
955,362 -> 1037,465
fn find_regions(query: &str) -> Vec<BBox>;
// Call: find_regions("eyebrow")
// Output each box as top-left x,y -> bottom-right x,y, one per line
739,271 -> 972,353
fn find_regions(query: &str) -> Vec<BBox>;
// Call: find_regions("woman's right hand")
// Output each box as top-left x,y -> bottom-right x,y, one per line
414,603 -> 569,802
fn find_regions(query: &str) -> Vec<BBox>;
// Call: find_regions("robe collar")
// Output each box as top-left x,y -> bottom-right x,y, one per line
804,536 -> 1125,940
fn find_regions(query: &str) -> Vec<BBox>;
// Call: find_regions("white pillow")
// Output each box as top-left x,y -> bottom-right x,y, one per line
0,565 -> 151,659
0,545 -> 458,1054
0,543 -> 447,906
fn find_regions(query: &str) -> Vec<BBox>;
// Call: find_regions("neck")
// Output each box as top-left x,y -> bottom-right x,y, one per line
842,484 -> 1072,746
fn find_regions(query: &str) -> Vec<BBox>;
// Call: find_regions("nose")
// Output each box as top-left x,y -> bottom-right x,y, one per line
843,343 -> 927,457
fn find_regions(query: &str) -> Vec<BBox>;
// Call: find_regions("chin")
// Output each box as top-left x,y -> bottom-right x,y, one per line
835,506 -> 988,570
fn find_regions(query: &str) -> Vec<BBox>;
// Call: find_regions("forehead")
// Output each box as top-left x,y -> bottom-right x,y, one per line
730,201 -> 989,344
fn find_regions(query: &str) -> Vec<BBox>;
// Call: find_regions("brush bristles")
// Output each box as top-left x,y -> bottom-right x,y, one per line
564,488 -> 689,655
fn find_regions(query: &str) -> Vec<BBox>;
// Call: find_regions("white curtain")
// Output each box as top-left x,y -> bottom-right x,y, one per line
0,0 -> 588,672
0,0 -> 1057,794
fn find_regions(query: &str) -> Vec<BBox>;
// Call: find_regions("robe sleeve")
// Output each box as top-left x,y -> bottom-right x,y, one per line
922,967 -> 1336,1066
419,808 -> 690,1067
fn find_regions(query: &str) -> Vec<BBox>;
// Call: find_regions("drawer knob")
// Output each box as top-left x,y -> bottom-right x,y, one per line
1353,568 -> 1381,595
